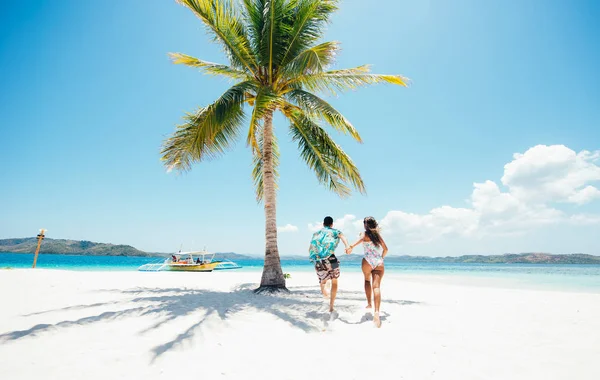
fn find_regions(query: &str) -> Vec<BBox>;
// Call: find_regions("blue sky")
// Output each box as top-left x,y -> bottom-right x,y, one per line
1,0 -> 599,256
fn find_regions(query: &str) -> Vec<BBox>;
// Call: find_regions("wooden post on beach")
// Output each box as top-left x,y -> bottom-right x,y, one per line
32,229 -> 46,268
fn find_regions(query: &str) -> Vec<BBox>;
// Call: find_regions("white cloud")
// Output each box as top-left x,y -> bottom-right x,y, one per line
316,145 -> 600,248
379,207 -> 478,243
470,179 -> 564,235
307,222 -> 321,233
569,214 -> 600,225
277,224 -> 298,233
333,214 -> 363,236
567,186 -> 600,204
308,214 -> 363,237
502,145 -> 600,205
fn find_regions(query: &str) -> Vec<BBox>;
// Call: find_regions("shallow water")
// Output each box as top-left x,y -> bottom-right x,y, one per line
2,252 -> 599,293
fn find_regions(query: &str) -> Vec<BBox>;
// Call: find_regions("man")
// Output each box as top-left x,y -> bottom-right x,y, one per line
309,216 -> 351,313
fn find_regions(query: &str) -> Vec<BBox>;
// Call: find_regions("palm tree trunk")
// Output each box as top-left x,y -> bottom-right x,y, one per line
255,110 -> 287,293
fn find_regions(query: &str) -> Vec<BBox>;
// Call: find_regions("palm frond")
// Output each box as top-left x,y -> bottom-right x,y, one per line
286,89 -> 361,142
242,0 -> 267,60
161,81 -> 256,171
278,0 -> 339,68
283,105 -> 365,197
261,0 -> 289,82
287,64 -> 409,95
169,52 -> 252,80
279,41 -> 339,79
252,124 -> 280,201
177,0 -> 258,76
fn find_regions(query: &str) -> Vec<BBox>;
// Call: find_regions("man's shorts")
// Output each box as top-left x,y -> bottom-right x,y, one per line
315,254 -> 340,283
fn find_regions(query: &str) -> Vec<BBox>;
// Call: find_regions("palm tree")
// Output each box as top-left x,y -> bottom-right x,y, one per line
162,0 -> 408,293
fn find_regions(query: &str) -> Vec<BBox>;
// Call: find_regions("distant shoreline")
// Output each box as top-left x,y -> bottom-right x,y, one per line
1,242 -> 600,265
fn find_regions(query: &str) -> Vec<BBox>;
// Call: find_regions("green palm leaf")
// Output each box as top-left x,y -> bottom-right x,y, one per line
261,0 -> 289,83
279,41 -> 340,79
288,64 -> 409,94
283,105 -> 365,197
177,0 -> 258,75
278,0 -> 339,67
169,53 -> 252,80
161,81 -> 255,171
286,89 -> 361,142
242,0 -> 267,58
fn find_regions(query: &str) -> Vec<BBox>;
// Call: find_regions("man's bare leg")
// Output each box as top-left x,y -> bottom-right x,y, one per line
329,278 -> 338,312
320,279 -> 330,298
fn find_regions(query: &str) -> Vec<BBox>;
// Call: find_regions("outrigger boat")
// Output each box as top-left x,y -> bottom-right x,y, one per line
138,249 -> 241,272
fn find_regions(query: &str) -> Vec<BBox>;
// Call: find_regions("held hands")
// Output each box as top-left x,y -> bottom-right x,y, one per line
345,246 -> 353,255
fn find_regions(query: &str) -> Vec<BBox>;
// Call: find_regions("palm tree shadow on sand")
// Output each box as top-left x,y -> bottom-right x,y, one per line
0,284 -> 421,361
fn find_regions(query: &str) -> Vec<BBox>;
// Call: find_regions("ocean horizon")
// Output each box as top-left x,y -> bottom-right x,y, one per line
2,252 -> 599,293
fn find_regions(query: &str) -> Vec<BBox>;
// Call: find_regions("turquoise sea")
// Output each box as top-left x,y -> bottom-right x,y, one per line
2,253 -> 600,293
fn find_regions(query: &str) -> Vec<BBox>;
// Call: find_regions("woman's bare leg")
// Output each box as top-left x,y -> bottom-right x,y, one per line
361,259 -> 373,308
372,264 -> 385,327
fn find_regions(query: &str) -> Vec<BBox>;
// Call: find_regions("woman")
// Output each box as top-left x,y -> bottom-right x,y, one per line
346,216 -> 388,327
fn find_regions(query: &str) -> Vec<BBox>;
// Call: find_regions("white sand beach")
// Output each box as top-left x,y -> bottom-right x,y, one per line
1,269 -> 599,380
